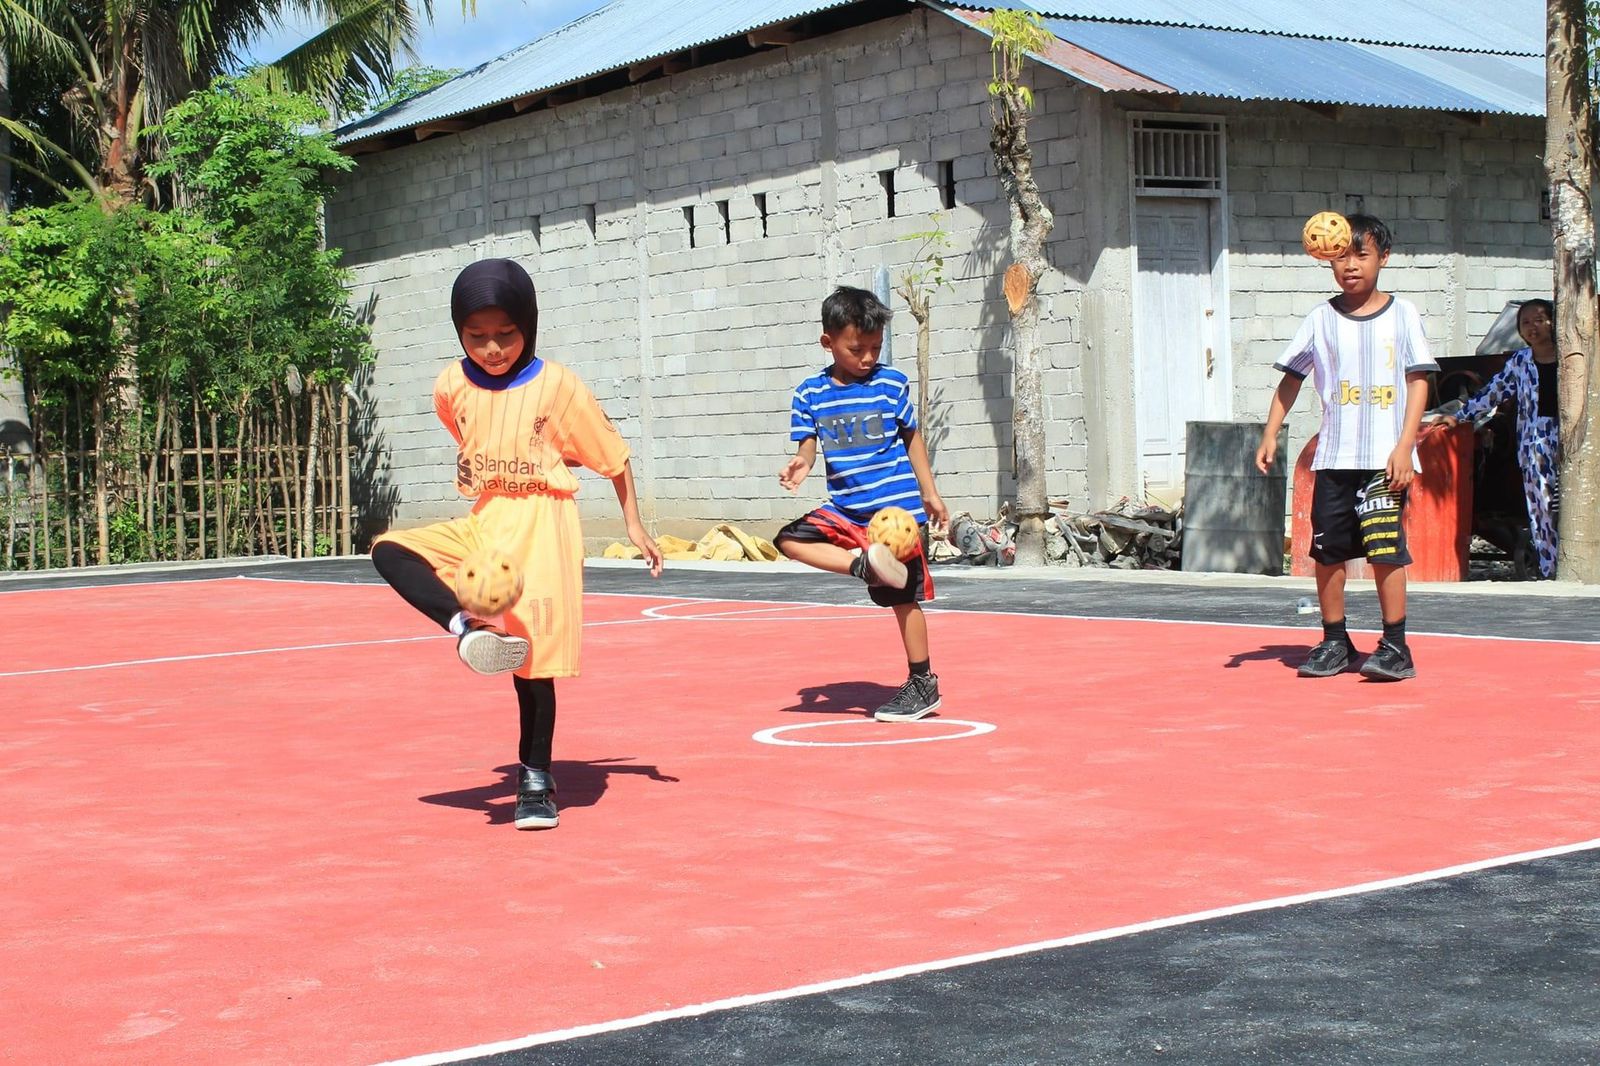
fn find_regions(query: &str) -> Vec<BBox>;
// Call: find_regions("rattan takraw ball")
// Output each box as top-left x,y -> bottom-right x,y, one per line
867,506 -> 921,562
454,548 -> 524,616
1302,211 -> 1352,260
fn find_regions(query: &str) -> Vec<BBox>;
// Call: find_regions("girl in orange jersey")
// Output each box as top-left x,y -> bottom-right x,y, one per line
371,259 -> 662,830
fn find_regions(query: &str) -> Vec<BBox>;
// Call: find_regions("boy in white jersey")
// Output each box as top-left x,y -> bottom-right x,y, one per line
1255,215 -> 1438,681
776,287 -> 950,721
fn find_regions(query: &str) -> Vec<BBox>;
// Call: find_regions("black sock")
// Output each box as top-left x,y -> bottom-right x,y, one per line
1382,618 -> 1407,648
514,676 -> 557,771
372,542 -> 460,630
849,552 -> 868,581
909,659 -> 931,677
1322,618 -> 1349,645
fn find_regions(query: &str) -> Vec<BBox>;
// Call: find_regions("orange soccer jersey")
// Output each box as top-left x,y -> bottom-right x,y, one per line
376,357 -> 629,678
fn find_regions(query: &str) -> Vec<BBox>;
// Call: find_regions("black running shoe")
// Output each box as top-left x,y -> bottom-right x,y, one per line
874,673 -> 941,722
514,767 -> 559,830
852,543 -> 909,590
457,620 -> 529,676
1297,639 -> 1357,678
1359,638 -> 1416,681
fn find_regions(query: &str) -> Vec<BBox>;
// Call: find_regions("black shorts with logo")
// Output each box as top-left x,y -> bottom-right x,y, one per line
1309,469 -> 1412,567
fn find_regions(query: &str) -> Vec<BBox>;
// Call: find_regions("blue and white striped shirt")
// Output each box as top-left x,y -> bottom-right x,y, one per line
790,365 -> 925,524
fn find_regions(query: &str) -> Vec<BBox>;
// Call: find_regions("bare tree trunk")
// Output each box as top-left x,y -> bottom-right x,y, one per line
339,390 -> 352,555
72,397 -> 85,566
169,411 -> 186,561
92,390 -> 109,564
992,106 -> 1055,566
230,399 -> 248,555
286,389 -> 303,556
1549,0 -> 1600,581
209,410 -> 224,557
302,385 -> 321,558
192,394 -> 207,560
270,385 -> 296,556
144,389 -> 166,538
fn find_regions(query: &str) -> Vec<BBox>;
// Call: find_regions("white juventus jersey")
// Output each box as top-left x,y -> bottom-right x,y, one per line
1274,296 -> 1438,471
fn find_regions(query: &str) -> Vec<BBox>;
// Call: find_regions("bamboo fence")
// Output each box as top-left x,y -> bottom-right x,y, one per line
1,386 -> 354,570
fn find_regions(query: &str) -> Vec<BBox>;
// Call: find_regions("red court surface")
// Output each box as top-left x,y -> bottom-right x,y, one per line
3,577 -> 1598,1065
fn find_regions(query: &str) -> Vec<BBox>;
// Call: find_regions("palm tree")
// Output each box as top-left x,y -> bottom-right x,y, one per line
0,0 -> 470,205
0,0 -> 472,558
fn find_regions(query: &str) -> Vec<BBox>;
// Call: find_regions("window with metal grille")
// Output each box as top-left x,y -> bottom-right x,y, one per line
1132,117 -> 1224,194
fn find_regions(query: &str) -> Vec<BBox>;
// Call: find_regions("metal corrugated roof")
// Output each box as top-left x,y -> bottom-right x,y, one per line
336,0 -> 861,144
340,0 -> 1546,146
954,1 -> 1542,55
1041,19 -> 1544,114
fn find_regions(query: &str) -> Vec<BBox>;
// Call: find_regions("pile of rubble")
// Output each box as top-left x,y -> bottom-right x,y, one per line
1048,499 -> 1182,569
937,499 -> 1183,570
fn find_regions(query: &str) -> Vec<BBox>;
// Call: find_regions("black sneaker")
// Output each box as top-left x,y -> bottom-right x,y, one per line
1297,639 -> 1357,678
457,621 -> 529,676
874,673 -> 941,722
514,767 -> 559,830
1360,638 -> 1416,681
853,543 -> 909,590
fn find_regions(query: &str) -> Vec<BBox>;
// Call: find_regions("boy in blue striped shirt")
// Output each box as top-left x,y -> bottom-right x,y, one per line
776,287 -> 950,721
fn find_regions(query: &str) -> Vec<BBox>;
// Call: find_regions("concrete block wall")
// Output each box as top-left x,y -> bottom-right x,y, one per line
327,8 -> 1093,543
325,6 -> 1552,550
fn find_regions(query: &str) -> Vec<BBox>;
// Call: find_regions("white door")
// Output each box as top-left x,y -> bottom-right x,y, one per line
1133,199 -> 1225,500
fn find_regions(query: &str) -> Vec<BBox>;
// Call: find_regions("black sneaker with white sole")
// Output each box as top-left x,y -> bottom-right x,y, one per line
514,767 -> 558,830
1359,638 -> 1416,681
1297,639 -> 1358,678
457,621 -> 529,675
874,672 -> 941,722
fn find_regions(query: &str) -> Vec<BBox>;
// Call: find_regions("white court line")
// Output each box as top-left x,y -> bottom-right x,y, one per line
753,718 -> 997,747
372,835 -> 1600,1066
587,589 -> 1600,645
640,600 -> 874,622
4,580 -> 1593,643
0,635 -> 447,678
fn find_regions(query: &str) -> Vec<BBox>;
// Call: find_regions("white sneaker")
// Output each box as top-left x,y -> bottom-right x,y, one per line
456,622 -> 529,675
858,542 -> 909,589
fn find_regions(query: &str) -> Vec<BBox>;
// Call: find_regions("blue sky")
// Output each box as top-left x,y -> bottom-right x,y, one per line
243,0 -> 611,74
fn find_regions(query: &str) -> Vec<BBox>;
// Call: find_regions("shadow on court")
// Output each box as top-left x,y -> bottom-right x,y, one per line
780,680 -> 901,716
1223,644 -> 1312,670
418,759 -> 680,825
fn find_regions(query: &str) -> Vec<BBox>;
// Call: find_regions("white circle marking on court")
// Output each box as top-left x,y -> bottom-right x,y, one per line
752,718 -> 997,747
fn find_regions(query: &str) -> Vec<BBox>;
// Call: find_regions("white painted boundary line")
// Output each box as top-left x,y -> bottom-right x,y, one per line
0,635 -> 448,679
3,579 -> 1595,643
587,589 -> 1600,645
372,836 -> 1600,1066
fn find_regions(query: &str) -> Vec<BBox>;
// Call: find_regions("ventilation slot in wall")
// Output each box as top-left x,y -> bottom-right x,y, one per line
1132,118 -> 1224,194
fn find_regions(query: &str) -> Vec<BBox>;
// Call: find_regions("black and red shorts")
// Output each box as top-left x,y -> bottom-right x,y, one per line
1310,469 -> 1412,567
775,507 -> 934,607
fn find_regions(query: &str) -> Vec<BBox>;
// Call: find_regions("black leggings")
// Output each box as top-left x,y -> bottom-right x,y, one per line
371,541 -> 458,630
372,542 -> 558,770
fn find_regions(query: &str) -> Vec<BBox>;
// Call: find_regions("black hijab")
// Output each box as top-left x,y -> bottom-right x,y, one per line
450,259 -> 539,379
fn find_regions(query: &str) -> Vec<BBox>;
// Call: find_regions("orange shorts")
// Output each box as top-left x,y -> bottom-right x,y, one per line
374,492 -> 585,679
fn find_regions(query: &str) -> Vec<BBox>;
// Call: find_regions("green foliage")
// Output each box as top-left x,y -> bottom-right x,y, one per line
983,9 -> 1053,113
0,77 -> 374,567
146,77 -> 371,395
339,65 -> 462,120
898,212 -> 955,305
0,196 -> 147,403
